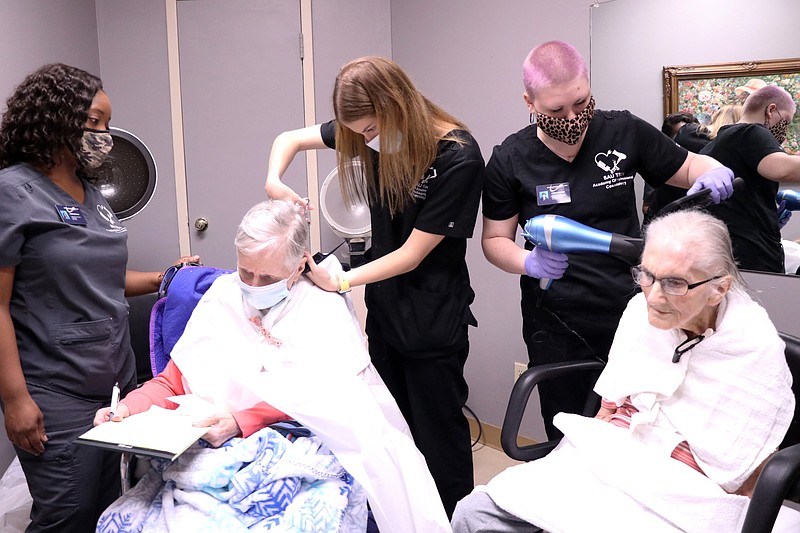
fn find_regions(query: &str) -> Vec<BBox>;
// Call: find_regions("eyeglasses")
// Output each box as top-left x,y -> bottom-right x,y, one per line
631,266 -> 721,296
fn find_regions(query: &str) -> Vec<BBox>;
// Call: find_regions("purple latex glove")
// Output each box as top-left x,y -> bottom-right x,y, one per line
686,167 -> 734,203
778,200 -> 793,229
524,247 -> 569,279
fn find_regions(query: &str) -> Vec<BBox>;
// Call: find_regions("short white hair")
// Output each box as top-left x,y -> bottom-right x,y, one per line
644,209 -> 745,293
234,200 -> 307,271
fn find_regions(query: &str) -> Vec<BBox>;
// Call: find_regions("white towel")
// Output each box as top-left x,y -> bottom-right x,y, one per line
483,414 -> 749,533
481,289 -> 794,532
595,291 -> 794,491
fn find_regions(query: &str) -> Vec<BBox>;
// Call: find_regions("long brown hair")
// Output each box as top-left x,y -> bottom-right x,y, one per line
332,56 -> 466,215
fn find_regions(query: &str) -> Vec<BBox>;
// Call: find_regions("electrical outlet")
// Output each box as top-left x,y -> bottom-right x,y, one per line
514,362 -> 528,382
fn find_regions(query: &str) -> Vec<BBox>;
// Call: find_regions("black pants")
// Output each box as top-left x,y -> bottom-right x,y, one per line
14,388 -> 121,533
367,325 -> 473,518
522,304 -> 610,440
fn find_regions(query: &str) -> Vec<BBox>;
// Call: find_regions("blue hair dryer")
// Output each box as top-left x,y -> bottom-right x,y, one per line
777,189 -> 800,211
522,214 -> 642,290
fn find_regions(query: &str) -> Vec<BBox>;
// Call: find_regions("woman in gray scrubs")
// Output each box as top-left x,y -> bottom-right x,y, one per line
0,64 -> 193,532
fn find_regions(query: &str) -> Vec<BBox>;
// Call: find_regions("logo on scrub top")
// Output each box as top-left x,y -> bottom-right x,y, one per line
97,204 -> 127,234
412,167 -> 438,200
594,150 -> 627,173
591,149 -> 635,191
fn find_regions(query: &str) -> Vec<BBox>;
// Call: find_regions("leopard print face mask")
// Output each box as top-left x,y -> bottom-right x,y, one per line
766,108 -> 790,145
536,96 -> 595,145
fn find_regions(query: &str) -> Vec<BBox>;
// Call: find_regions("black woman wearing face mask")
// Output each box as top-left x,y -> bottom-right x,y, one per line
481,41 -> 735,440
700,84 -> 800,273
0,64 -> 197,532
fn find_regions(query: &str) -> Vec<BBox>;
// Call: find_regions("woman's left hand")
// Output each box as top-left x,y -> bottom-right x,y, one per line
302,251 -> 338,292
194,413 -> 241,447
595,406 -> 616,422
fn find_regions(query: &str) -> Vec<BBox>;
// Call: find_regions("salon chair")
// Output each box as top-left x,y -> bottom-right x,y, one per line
501,332 -> 800,533
119,268 -> 227,493
127,292 -> 159,385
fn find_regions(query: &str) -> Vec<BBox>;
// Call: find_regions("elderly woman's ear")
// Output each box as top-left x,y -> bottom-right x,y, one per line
708,275 -> 733,305
286,255 -> 308,289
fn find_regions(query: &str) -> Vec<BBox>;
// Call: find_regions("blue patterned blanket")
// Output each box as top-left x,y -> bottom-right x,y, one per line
96,427 -> 366,532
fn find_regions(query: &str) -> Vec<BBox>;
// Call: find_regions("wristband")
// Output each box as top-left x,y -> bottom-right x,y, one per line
337,274 -> 351,294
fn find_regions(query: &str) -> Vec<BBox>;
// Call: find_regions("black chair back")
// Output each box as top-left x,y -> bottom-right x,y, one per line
127,292 -> 159,385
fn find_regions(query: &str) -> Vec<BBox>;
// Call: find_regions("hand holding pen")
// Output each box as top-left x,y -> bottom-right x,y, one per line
109,382 -> 120,418
91,382 -> 130,426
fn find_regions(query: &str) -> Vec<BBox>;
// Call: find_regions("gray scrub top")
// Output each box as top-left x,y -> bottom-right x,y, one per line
0,163 -> 136,400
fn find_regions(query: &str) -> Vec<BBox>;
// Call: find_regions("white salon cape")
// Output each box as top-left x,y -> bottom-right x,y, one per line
169,258 -> 451,533
783,238 -> 800,274
480,290 -> 794,533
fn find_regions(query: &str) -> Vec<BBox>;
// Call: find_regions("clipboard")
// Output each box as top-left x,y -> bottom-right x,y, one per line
75,406 -> 209,461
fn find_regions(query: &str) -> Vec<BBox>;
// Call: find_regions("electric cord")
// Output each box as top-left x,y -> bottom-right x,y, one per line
462,403 -> 483,448
463,298 -> 600,453
539,301 -> 604,364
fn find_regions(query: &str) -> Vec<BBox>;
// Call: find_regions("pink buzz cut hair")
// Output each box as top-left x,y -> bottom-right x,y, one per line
743,85 -> 797,115
522,41 -> 589,99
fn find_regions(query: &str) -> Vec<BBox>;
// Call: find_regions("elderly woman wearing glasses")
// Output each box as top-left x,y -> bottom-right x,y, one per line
452,209 -> 795,533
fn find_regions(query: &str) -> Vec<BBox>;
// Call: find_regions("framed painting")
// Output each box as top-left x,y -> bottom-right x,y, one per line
663,58 -> 800,154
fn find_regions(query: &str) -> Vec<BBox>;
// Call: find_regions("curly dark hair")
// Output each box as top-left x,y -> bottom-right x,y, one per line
0,63 -> 103,175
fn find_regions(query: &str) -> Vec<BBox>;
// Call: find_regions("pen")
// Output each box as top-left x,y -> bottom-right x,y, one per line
109,382 -> 120,420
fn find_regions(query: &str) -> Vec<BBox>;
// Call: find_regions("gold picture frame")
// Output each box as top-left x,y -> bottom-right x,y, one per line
662,58 -> 800,153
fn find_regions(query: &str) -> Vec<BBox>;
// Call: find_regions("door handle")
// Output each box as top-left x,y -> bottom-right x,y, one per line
194,217 -> 209,231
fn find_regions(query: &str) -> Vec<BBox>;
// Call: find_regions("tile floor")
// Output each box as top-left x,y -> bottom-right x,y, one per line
472,442 -> 523,485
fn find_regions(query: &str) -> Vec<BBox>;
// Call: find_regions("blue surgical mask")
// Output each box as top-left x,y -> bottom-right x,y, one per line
238,277 -> 289,309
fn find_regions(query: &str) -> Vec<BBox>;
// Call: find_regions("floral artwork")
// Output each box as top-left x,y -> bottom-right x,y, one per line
664,59 -> 800,154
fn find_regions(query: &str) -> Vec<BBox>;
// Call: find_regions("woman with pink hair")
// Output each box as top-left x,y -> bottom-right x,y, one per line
481,40 -> 735,439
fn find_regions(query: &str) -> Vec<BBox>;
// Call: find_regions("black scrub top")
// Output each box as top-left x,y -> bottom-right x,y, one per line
674,122 -> 711,153
0,163 -> 136,400
320,121 -> 485,356
483,110 -> 688,355
701,123 -> 785,272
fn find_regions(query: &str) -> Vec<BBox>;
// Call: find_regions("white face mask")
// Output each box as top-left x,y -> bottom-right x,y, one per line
237,277 -> 289,310
365,132 -> 402,154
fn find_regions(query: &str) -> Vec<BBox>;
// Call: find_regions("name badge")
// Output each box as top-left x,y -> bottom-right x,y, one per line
56,205 -> 87,225
536,183 -> 571,206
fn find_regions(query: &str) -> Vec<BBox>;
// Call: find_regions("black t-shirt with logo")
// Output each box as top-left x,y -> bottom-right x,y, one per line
483,110 -> 687,360
320,120 -> 485,356
700,123 -> 785,273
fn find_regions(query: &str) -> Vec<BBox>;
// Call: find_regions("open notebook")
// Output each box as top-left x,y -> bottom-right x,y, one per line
75,405 -> 210,461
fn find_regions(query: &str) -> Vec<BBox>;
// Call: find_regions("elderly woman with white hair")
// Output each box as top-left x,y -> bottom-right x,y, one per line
453,209 -> 795,533
94,200 -> 450,533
